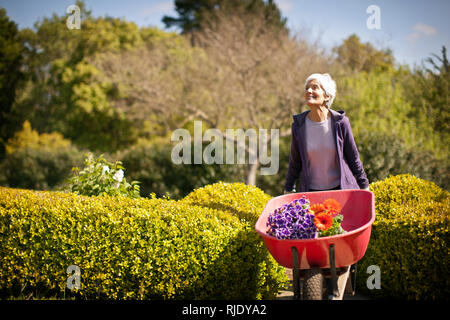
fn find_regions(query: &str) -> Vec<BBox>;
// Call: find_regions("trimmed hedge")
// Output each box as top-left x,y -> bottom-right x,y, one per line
181,181 -> 272,225
181,182 -> 286,296
0,183 -> 287,299
358,174 -> 449,300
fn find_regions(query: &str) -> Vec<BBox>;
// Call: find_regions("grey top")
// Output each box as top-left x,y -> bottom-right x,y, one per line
305,115 -> 340,190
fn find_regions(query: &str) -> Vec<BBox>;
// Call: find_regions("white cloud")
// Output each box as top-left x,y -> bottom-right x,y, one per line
274,0 -> 294,12
406,32 -> 421,43
413,23 -> 438,36
407,22 -> 438,43
139,1 -> 174,17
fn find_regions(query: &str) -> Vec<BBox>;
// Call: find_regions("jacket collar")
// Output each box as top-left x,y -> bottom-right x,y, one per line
329,109 -> 345,123
293,108 -> 345,127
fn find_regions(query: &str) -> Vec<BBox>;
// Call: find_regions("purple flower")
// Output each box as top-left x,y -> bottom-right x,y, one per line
267,196 -> 317,240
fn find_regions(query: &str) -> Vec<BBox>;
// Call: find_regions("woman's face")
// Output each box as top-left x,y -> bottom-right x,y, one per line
304,79 -> 329,108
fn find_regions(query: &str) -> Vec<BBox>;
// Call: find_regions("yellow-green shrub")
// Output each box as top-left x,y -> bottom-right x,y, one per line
5,120 -> 72,155
0,183 -> 287,299
358,174 -> 449,300
181,182 -> 287,295
181,181 -> 272,224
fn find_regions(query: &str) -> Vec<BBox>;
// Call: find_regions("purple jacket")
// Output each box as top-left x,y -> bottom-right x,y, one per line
284,109 -> 369,192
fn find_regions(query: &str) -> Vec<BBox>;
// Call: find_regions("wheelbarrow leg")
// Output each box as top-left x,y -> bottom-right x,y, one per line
328,244 -> 339,299
291,247 -> 301,300
347,263 -> 357,296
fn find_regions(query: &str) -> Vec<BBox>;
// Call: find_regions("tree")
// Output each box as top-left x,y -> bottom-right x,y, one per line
90,30 -> 205,137
395,46 -> 449,161
0,8 -> 25,158
96,11 -> 327,185
162,0 -> 287,35
12,1 -> 145,152
46,58 -> 138,152
335,68 -> 436,151
334,64 -> 450,190
193,11 -> 328,185
417,46 -> 449,141
333,34 -> 394,73
0,120 -> 84,190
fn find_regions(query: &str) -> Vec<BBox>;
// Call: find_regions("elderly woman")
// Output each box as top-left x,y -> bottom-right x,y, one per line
284,73 -> 369,193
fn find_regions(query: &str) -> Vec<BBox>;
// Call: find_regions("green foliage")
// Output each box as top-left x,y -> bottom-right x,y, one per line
401,46 -> 450,158
0,7 -> 25,156
0,146 -> 84,191
139,26 -> 181,44
1,1 -> 448,212
358,174 -> 449,300
318,214 -> 344,237
0,121 -> 84,190
256,135 -> 291,197
0,183 -> 287,299
118,135 -> 291,200
21,1 -> 140,67
118,138 -> 245,199
357,130 -> 449,190
65,153 -> 140,199
335,58 -> 449,189
89,32 -> 210,140
10,2 -> 153,152
46,58 -> 138,152
336,67 -> 447,164
333,34 -> 394,72
5,120 -> 71,154
163,0 -> 287,34
337,69 -> 415,144
421,46 -> 449,136
181,181 -> 272,224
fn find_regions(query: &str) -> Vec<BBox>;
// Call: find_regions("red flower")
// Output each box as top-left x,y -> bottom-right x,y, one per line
323,199 -> 341,213
310,203 -> 325,215
314,212 -> 333,231
327,209 -> 339,217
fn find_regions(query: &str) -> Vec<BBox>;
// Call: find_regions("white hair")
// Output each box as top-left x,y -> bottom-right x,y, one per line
304,73 -> 337,108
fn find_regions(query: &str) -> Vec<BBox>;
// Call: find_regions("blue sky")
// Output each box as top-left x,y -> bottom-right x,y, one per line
1,0 -> 449,68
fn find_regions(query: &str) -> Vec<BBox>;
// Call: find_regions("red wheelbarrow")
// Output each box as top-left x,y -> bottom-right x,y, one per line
255,190 -> 375,300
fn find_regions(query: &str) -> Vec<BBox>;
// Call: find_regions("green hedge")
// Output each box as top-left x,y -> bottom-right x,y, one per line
181,181 -> 272,224
0,183 -> 287,299
358,174 -> 449,300
0,146 -> 84,190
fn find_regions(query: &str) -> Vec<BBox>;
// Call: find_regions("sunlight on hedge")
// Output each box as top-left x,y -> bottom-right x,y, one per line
1,175 -> 448,300
359,174 -> 449,300
0,183 -> 287,300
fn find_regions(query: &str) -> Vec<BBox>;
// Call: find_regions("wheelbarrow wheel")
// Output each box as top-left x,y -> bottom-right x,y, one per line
303,267 -> 323,300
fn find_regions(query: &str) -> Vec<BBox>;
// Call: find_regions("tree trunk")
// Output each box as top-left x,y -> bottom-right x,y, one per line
246,162 -> 259,185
